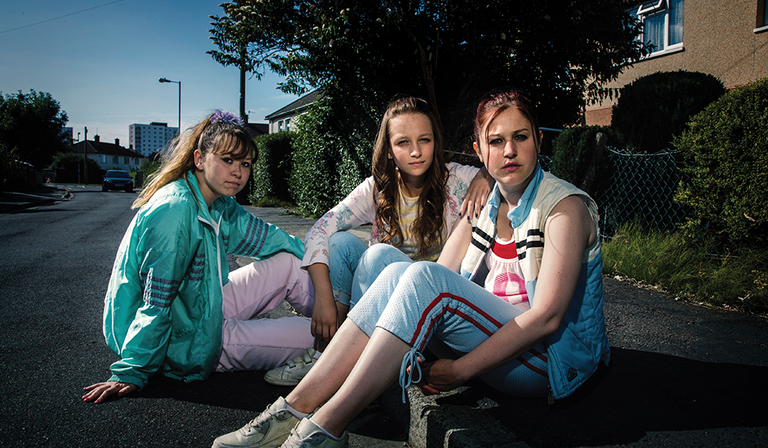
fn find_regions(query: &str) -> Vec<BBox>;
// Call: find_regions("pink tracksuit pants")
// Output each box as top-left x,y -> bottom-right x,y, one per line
216,252 -> 315,372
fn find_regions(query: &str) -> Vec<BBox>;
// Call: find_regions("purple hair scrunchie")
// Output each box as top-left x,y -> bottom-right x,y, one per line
210,110 -> 243,126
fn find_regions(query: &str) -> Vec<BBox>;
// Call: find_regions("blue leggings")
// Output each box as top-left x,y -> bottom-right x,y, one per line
327,232 -> 369,306
347,244 -> 550,398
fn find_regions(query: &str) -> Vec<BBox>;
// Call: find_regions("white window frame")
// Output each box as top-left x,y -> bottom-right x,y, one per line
635,0 -> 684,57
756,0 -> 768,33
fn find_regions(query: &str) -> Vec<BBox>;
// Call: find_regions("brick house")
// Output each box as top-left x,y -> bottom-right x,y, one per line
585,0 -> 768,125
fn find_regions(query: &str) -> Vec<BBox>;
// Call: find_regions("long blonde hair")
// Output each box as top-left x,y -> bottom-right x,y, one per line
371,96 -> 448,258
133,111 -> 256,209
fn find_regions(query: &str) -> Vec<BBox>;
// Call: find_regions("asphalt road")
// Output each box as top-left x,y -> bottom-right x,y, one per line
2,185 -> 768,448
0,185 -> 405,448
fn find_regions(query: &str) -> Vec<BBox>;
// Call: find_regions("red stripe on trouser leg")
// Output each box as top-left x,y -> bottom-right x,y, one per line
409,292 -> 504,346
520,358 -> 547,377
409,292 -> 547,377
530,348 -> 547,363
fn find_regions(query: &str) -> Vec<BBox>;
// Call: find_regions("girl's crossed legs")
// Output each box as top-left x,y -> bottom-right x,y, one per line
287,246 -> 549,437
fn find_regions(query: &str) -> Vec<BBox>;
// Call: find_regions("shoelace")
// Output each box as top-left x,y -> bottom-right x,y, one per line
281,427 -> 301,448
283,424 -> 342,448
282,426 -> 314,448
243,407 -> 280,435
399,347 -> 424,403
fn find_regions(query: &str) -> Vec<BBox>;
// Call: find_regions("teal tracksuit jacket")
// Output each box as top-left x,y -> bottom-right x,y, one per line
103,173 -> 304,388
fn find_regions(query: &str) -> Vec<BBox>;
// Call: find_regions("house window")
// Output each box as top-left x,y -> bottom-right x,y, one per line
278,120 -> 283,132
759,0 -> 768,28
124,157 -> 129,164
285,118 -> 291,131
635,0 -> 684,55
113,156 -> 119,164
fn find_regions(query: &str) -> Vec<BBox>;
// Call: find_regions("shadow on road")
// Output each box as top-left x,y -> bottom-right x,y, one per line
436,347 -> 768,447
132,371 -> 274,412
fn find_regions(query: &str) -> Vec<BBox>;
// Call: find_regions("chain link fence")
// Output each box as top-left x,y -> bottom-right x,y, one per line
596,148 -> 688,238
542,148 -> 688,239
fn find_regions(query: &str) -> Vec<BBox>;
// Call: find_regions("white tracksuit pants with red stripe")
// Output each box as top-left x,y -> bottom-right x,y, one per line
348,244 -> 549,398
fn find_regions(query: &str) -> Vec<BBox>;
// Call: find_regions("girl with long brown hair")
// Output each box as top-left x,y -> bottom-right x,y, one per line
264,96 -> 491,387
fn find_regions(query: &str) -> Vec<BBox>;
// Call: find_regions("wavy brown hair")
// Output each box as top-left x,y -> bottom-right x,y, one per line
133,112 -> 256,209
372,96 -> 448,259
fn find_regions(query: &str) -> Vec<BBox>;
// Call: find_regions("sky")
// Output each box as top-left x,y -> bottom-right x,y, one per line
0,0 -> 301,147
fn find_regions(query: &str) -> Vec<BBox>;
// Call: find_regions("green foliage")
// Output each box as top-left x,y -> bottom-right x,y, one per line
289,96 -> 376,217
603,222 -> 768,315
0,142 -> 23,190
0,90 -> 69,169
139,159 -> 161,188
289,100 -> 340,217
611,71 -> 726,153
550,125 -> 624,198
48,153 -> 104,183
674,77 -> 768,248
252,196 -> 294,208
250,132 -> 295,204
210,0 -> 646,150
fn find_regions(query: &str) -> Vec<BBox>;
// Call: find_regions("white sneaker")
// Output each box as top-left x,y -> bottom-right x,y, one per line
212,397 -> 300,448
280,418 -> 348,448
264,348 -> 319,386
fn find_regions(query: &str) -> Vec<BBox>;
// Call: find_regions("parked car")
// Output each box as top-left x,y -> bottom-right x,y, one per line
102,170 -> 134,192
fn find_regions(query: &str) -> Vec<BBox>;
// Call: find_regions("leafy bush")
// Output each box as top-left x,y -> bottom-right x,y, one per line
0,143 -> 22,190
250,132 -> 294,205
48,152 -> 104,183
289,95 -> 376,218
612,71 -> 725,153
139,158 -> 161,188
289,99 -> 342,217
0,90 -> 69,170
549,125 -> 623,198
674,77 -> 768,248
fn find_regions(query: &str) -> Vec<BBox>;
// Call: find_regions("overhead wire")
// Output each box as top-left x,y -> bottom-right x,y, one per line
0,0 -> 127,35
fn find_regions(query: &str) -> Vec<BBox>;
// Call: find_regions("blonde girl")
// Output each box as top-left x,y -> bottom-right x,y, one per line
83,111 -> 315,403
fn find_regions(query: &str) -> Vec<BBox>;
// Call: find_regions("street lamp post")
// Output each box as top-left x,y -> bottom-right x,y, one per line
76,132 -> 81,184
158,77 -> 181,137
84,127 -> 88,184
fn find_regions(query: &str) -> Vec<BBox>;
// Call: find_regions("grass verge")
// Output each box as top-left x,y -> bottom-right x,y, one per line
602,222 -> 768,315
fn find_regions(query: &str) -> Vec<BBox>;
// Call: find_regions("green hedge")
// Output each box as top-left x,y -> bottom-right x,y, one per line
612,70 -> 725,153
674,77 -> 768,248
0,142 -> 21,190
550,125 -> 623,198
289,96 -> 375,217
250,132 -> 294,205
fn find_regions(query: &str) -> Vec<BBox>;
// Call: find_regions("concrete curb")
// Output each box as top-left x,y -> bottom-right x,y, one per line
404,386 -> 529,448
0,185 -> 70,213
376,381 -> 528,448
